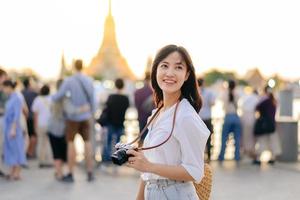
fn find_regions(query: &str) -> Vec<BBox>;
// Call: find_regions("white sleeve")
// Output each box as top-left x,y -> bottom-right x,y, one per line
31,98 -> 40,113
174,115 -> 210,183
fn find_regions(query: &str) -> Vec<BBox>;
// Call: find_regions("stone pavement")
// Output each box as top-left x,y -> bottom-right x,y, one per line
1,160 -> 300,200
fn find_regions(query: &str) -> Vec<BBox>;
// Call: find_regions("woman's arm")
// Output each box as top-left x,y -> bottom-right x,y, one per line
127,150 -> 194,182
148,163 -> 194,181
31,98 -> 39,132
136,179 -> 145,200
33,112 -> 39,134
10,98 -> 23,138
127,114 -> 210,183
22,103 -> 29,119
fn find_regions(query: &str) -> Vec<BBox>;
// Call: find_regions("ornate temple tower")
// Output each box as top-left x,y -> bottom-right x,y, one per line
59,52 -> 68,79
86,0 -> 135,80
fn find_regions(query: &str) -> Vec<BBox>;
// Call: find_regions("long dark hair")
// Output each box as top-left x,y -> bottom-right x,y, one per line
228,79 -> 236,103
150,44 -> 202,112
264,85 -> 276,106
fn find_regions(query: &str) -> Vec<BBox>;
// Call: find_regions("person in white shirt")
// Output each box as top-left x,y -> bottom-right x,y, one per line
240,88 -> 259,159
198,78 -> 216,162
32,84 -> 53,167
126,45 -> 210,200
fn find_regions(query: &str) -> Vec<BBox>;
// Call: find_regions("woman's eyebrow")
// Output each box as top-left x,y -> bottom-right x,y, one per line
175,61 -> 183,65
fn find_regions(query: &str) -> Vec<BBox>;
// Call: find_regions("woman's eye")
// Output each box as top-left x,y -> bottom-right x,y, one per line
176,66 -> 183,70
160,64 -> 168,69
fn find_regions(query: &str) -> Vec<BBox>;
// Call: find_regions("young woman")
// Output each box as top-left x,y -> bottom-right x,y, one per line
47,80 -> 67,180
218,79 -> 242,162
32,84 -> 53,167
253,86 -> 281,165
2,80 -> 26,180
48,80 -> 91,180
126,45 -> 210,200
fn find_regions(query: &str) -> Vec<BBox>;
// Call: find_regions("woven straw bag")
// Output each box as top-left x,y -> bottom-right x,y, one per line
193,163 -> 213,200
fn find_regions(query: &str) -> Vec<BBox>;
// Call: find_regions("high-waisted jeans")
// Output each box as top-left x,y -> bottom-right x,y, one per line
145,179 -> 199,200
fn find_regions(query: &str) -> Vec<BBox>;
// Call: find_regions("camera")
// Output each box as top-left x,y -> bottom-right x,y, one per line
111,143 -> 135,166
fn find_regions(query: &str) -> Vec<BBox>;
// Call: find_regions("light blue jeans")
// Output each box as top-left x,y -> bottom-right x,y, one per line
145,179 -> 199,200
218,113 -> 242,161
102,124 -> 124,162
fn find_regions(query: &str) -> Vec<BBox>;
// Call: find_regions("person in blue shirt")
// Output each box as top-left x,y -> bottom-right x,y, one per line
0,68 -> 8,177
52,59 -> 95,182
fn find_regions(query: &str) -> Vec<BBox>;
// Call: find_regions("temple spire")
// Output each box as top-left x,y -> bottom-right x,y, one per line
59,51 -> 67,79
109,0 -> 112,16
86,0 -> 135,80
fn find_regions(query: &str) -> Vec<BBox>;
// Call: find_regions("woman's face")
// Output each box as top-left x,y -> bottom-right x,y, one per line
156,51 -> 190,97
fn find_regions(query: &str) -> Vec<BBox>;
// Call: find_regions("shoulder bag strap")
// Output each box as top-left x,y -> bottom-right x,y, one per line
75,76 -> 91,105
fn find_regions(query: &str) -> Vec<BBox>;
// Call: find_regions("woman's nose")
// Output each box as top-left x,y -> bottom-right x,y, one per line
165,67 -> 175,76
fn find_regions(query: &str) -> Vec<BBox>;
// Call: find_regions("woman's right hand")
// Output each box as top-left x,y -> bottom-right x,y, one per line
126,149 -> 152,173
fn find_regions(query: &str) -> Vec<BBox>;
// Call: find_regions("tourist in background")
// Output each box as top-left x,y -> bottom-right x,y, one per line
32,84 -> 53,168
2,79 -> 27,180
16,87 -> 29,167
21,77 -> 38,159
134,72 -> 154,147
253,86 -> 281,165
102,78 -> 129,163
48,79 -> 90,180
218,79 -> 242,162
198,77 -> 216,162
47,80 -> 67,180
52,59 -> 95,182
0,68 -> 8,177
240,88 -> 259,160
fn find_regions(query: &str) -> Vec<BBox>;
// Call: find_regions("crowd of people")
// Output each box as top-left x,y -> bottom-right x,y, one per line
0,60 -> 96,182
195,77 -> 281,165
215,80 -> 281,165
0,46 -> 282,188
0,58 -> 155,183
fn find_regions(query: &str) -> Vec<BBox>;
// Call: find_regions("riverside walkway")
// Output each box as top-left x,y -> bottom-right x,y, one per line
1,159 -> 300,200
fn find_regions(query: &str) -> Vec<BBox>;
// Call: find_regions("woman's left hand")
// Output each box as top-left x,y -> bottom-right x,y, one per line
126,149 -> 152,173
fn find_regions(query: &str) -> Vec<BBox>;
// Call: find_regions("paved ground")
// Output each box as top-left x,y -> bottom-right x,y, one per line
1,159 -> 300,200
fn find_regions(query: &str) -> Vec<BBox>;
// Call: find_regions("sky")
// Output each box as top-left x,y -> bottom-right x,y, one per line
0,0 -> 299,81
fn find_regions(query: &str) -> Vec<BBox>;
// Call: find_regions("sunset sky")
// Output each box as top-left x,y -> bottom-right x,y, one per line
0,0 -> 299,80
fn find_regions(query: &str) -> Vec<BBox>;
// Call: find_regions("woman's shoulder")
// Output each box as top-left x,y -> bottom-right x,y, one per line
6,93 -> 22,109
178,98 -> 198,118
179,99 -> 206,119
174,99 -> 210,137
32,96 -> 45,106
11,92 -> 22,102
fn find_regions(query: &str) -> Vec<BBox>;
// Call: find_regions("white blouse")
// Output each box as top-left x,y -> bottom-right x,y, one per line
141,98 -> 210,183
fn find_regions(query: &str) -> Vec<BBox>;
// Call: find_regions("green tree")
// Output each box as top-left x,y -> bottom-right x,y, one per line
203,70 -> 238,86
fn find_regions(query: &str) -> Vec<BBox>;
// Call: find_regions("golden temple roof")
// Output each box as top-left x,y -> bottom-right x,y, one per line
86,0 -> 135,80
